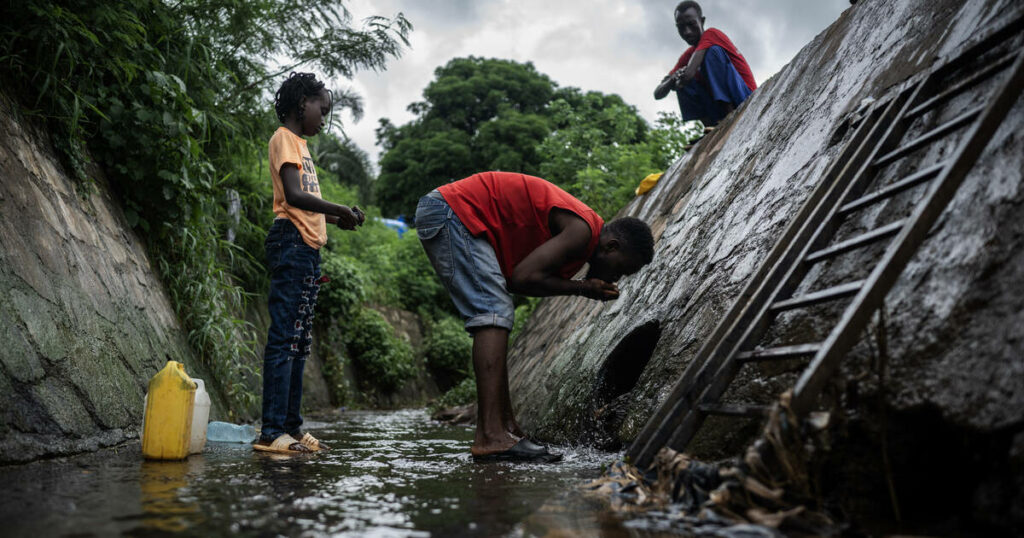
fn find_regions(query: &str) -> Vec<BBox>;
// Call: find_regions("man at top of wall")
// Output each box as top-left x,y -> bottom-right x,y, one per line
654,1 -> 757,127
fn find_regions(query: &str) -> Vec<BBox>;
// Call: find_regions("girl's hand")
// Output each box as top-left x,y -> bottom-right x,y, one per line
351,206 -> 366,225
335,207 -> 362,230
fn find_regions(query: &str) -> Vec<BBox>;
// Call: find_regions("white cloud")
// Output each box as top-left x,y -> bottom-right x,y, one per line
336,0 -> 851,168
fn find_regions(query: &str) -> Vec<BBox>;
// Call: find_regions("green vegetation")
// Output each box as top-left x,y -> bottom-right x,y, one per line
375,57 -> 556,219
430,377 -> 477,413
1,3 -> 696,415
374,56 -> 701,221
0,0 -> 409,414
423,317 -> 473,377
343,308 -> 417,391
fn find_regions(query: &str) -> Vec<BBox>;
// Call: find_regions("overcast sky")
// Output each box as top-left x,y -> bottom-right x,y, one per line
339,0 -> 852,168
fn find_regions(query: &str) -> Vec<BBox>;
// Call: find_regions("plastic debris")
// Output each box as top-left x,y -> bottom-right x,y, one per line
582,390 -> 837,537
635,172 -> 664,196
206,421 -> 256,443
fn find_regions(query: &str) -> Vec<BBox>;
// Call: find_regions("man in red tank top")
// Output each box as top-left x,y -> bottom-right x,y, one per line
416,172 -> 655,462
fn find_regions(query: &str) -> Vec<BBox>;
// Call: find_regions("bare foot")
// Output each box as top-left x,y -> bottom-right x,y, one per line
470,431 -> 518,456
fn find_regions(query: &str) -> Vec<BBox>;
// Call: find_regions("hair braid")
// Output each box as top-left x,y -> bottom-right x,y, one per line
274,72 -> 326,124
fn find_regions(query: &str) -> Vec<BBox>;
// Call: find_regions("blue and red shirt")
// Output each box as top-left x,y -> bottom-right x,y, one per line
670,28 -> 757,92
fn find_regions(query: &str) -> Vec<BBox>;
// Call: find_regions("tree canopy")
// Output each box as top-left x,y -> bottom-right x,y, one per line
374,57 -> 557,219
374,56 -> 697,221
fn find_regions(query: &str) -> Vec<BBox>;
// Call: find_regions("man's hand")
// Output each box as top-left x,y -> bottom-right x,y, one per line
335,206 -> 362,230
670,70 -> 686,89
578,278 -> 619,301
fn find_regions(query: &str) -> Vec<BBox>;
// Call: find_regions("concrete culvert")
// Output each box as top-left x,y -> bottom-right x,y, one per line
589,321 -> 661,449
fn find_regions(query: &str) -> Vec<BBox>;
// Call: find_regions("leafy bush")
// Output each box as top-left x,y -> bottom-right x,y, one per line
0,0 -> 410,415
318,252 -> 367,320
430,377 -> 477,412
510,296 -> 542,344
317,323 -> 354,405
423,316 -> 472,375
388,234 -> 452,315
344,308 -> 417,391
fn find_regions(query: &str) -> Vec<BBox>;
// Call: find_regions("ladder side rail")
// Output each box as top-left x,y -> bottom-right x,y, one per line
792,51 -> 1024,416
628,93 -> 910,468
657,78 -> 936,456
926,12 -> 1024,85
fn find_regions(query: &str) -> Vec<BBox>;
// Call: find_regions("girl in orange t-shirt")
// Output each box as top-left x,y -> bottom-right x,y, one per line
254,72 -> 364,455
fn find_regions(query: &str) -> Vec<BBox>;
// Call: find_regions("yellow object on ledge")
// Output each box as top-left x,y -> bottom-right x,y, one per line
142,361 -> 197,460
635,172 -> 663,196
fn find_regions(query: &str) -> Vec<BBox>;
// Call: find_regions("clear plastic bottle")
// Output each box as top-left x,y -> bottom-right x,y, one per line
206,421 -> 256,443
189,379 -> 211,454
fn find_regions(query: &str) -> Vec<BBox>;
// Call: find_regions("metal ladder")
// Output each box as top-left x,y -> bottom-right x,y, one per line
627,17 -> 1024,470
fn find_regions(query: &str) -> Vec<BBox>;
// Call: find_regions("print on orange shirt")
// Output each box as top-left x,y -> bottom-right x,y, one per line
268,127 -> 327,249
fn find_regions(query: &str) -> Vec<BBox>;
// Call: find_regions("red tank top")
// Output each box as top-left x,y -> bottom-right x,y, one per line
437,172 -> 604,279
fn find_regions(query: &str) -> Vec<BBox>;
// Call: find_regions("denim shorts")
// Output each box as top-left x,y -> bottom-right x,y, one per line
415,191 -> 514,332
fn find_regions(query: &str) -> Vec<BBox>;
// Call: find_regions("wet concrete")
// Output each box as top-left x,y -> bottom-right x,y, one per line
0,410 -> 692,537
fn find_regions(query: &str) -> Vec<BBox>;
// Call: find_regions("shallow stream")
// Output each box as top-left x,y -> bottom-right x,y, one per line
0,409 -> 692,537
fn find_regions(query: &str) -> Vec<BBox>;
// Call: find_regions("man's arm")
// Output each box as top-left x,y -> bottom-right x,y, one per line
506,211 -> 619,301
281,164 -> 364,229
676,48 -> 707,86
654,74 -> 677,100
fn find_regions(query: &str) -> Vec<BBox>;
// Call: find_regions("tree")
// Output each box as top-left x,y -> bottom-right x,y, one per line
309,133 -> 375,205
374,57 -> 556,219
0,0 -> 412,412
539,92 -> 701,219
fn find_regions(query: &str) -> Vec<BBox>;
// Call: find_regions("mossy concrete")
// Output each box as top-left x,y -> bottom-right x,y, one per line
0,94 -> 232,463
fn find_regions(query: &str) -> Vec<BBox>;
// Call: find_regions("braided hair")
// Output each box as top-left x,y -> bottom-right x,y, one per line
274,72 -> 328,124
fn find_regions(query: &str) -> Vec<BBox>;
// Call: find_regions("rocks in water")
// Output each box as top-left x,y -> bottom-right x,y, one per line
431,403 -> 476,426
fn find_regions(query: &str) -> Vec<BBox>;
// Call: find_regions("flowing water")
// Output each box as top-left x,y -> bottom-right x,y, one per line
0,409 -> 689,537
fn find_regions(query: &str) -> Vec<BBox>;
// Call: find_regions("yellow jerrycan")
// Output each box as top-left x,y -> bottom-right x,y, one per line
142,361 -> 197,460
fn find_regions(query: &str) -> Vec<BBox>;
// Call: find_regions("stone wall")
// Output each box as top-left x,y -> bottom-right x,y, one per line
508,0 -> 1023,483
0,96 -> 241,463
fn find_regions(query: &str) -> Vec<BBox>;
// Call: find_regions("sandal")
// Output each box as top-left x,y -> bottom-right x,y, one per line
295,432 -> 329,452
252,433 -> 313,455
472,438 -> 562,463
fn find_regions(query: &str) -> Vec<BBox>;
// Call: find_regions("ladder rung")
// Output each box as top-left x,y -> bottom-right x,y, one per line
873,105 -> 984,168
698,403 -> 771,418
771,280 -> 864,312
907,51 -> 1018,119
839,162 -> 947,214
736,343 -> 822,362
804,219 -> 906,264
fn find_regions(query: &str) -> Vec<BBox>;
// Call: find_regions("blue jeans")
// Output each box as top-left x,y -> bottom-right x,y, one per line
677,45 -> 753,126
416,192 -> 515,332
260,219 -> 321,442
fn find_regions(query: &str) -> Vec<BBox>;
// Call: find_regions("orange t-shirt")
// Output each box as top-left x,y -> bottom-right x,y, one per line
268,127 -> 327,249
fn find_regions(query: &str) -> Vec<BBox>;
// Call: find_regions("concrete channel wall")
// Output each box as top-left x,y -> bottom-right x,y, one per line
0,93 -> 438,464
508,0 -> 1022,524
0,95 -> 231,463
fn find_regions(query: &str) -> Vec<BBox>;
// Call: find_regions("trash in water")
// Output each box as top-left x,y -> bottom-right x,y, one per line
583,390 -> 837,537
206,421 -> 256,443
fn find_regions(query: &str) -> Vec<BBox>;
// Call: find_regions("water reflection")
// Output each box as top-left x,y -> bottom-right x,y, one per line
139,459 -> 203,532
0,409 -> 651,537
